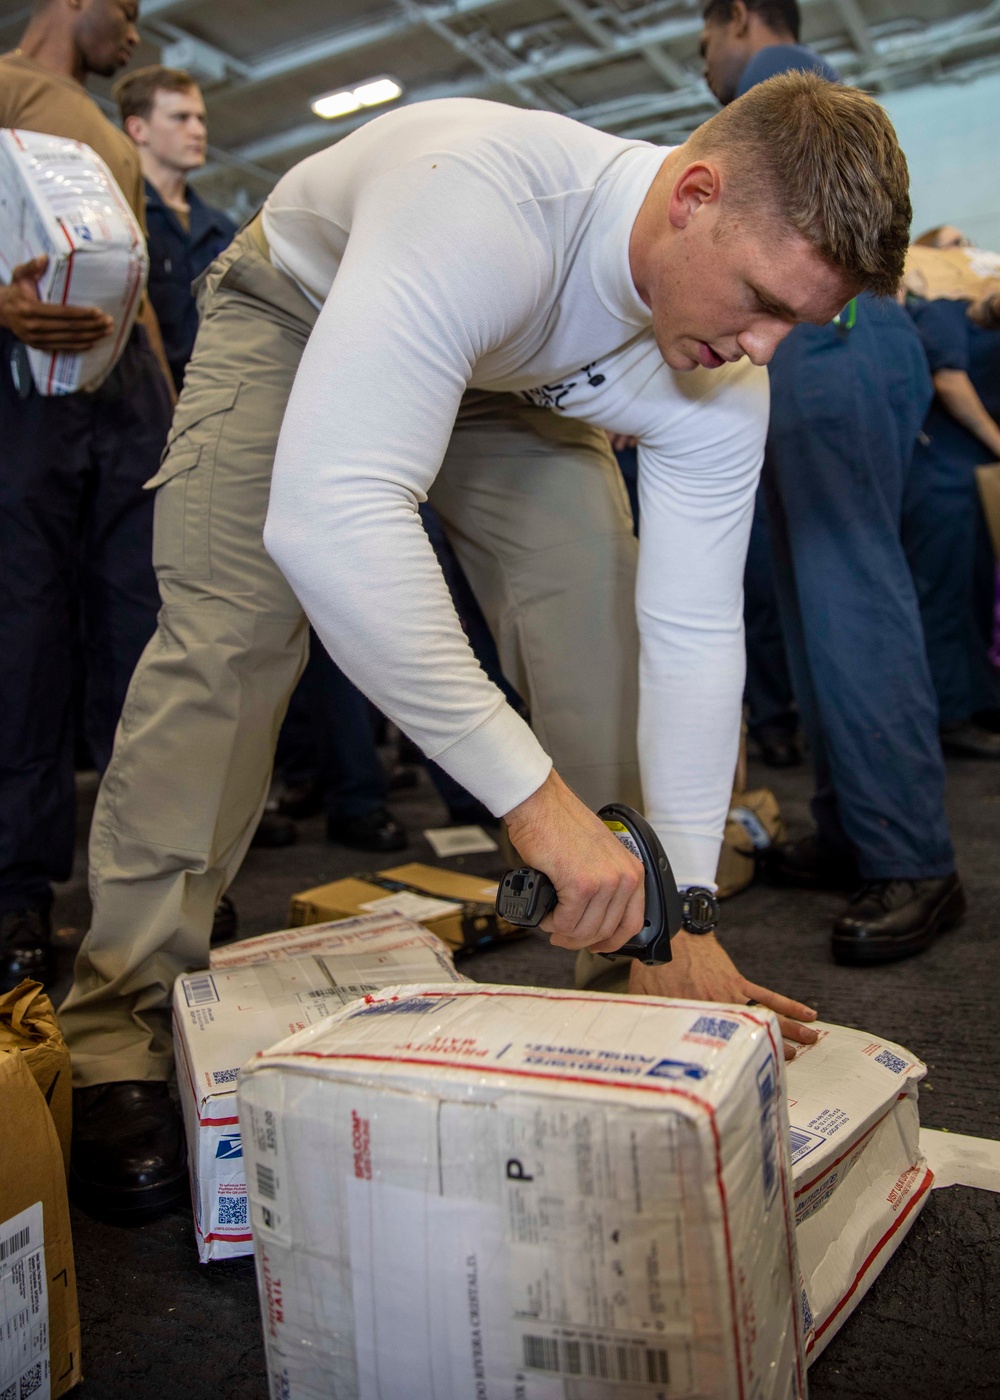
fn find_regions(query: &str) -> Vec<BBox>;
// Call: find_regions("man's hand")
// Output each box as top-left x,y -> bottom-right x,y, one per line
0,256 -> 114,352
628,931 -> 818,1061
504,770 -> 645,952
969,291 -> 1000,331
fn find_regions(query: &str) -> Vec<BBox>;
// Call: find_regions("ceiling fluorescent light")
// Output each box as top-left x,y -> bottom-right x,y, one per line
312,90 -> 362,119
354,77 -> 403,107
311,76 -> 403,120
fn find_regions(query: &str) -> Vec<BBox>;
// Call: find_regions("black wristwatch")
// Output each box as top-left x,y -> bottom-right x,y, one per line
679,886 -> 720,935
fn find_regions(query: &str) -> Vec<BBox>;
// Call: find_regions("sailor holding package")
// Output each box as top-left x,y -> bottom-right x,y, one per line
238,984 -> 806,1400
0,128 -> 147,394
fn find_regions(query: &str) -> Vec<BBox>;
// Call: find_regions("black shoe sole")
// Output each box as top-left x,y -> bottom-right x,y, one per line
831,886 -> 968,967
69,1163 -> 190,1226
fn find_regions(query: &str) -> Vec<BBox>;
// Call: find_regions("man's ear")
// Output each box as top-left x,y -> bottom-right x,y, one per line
124,114 -> 148,146
730,0 -> 752,38
667,162 -> 722,231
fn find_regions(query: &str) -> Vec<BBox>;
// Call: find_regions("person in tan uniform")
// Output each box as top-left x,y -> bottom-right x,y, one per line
0,1 -> 173,1003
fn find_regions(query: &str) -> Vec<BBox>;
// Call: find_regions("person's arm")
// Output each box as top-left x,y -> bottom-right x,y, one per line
264,165 -> 649,950
0,255 -> 113,351
933,368 -> 1000,459
621,359 -> 817,1054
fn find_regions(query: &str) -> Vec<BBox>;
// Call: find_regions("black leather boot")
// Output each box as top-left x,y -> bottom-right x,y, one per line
251,811 -> 298,848
70,1081 -> 188,1224
766,833 -> 860,890
210,895 -> 238,947
327,807 -> 407,852
752,724 -> 803,768
831,873 -> 966,966
0,907 -> 55,994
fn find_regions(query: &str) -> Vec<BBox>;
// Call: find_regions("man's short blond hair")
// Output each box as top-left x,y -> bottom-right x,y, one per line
688,70 -> 911,297
113,66 -> 198,125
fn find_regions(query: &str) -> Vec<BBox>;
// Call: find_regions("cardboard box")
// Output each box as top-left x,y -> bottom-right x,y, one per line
240,984 -> 806,1399
0,993 -> 81,1398
0,980 -> 71,1175
173,916 -> 466,1261
289,862 -> 520,955
0,128 -> 147,395
785,1022 -> 931,1361
209,910 -> 434,970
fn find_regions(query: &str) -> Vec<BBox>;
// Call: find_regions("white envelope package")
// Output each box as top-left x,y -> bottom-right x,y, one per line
173,918 -> 464,1262
0,128 -> 147,394
238,985 -> 806,1400
784,1022 -> 931,1361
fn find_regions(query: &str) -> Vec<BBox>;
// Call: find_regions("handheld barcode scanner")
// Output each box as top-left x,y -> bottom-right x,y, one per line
495,803 -> 684,965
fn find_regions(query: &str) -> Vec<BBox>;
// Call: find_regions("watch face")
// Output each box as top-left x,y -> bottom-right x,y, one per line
683,888 -> 719,933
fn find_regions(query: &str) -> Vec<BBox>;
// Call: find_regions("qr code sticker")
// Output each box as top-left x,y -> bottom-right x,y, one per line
690,1016 -> 740,1041
875,1048 -> 908,1074
212,1067 -> 239,1085
2,1382 -> 17,1400
19,1364 -> 42,1399
217,1194 -> 248,1227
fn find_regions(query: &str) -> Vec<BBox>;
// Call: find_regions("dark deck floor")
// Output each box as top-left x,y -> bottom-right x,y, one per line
50,751 -> 1000,1399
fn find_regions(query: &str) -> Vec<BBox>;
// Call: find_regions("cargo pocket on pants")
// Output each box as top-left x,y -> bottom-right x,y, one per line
145,382 -> 241,581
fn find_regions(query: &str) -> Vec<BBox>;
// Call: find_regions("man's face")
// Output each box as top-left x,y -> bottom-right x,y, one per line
75,0 -> 140,78
136,88 -> 209,172
699,16 -> 750,106
644,200 -> 860,373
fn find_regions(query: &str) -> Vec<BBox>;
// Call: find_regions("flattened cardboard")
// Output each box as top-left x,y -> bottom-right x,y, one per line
289,861 -> 519,955
0,1050 -> 81,1397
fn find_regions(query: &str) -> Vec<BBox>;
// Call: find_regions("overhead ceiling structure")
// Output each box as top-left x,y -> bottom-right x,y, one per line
2,0 -> 1000,216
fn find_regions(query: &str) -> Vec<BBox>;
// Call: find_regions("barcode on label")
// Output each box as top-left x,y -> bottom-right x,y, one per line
300,983 -> 377,1001
788,1126 -> 825,1163
522,1334 -> 670,1385
19,1361 -> 42,1397
184,974 -> 218,1006
0,1225 -> 29,1263
256,1163 -> 277,1200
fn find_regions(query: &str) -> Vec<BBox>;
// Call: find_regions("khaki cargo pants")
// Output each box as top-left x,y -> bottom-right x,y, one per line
59,220 -> 641,1086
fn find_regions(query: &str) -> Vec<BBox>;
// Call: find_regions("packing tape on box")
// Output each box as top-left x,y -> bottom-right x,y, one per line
920,1128 -> 1000,1193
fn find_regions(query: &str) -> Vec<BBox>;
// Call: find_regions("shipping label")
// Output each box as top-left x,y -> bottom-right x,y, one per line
0,1202 -> 50,1400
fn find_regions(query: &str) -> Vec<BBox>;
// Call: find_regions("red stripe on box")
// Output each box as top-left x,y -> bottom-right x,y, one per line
806,1165 -> 934,1352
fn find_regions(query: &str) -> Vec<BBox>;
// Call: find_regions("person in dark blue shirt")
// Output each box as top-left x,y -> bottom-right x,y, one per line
115,66 -> 236,392
701,0 -> 963,966
905,296 -> 1000,752
701,1 -> 834,770
700,0 -> 837,104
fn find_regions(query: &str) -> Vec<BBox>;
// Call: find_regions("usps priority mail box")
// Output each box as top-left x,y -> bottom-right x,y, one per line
785,1021 -> 930,1361
239,984 -> 807,1400
173,917 -> 464,1262
0,129 -> 147,394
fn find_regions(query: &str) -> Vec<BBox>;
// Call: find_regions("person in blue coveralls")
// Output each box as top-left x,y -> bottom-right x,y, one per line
905,292 -> 1000,755
114,66 -> 236,393
701,0 -> 965,966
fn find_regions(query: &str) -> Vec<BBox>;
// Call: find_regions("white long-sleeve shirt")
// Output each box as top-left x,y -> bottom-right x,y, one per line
262,98 -> 769,886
